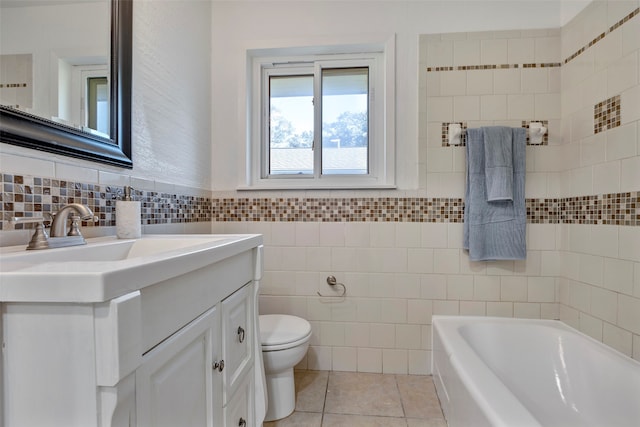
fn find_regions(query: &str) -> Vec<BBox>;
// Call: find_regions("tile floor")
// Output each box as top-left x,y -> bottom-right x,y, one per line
264,371 -> 447,427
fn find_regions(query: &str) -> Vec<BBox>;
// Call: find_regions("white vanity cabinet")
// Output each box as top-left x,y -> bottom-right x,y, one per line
221,284 -> 254,427
135,306 -> 222,427
136,282 -> 256,427
0,235 -> 263,427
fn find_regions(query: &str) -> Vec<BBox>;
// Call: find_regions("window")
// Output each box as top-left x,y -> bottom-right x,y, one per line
86,76 -> 109,135
68,64 -> 109,136
266,62 -> 370,177
246,44 -> 395,190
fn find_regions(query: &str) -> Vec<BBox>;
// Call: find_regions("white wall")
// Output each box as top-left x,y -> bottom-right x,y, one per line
132,0 -> 212,189
210,0 -> 567,191
0,0 -> 213,192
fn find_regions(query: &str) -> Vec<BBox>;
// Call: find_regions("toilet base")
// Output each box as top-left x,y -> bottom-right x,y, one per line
264,368 -> 295,422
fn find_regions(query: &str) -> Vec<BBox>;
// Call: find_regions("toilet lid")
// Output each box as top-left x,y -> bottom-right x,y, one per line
259,314 -> 311,347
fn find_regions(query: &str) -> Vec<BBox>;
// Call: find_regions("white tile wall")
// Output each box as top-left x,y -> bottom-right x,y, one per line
222,1 -> 640,376
551,0 -> 640,366
508,38 -> 535,63
607,122 -> 638,160
357,348 -> 382,373
603,322 -> 633,355
500,276 -> 528,301
623,13 -> 640,55
604,258 -> 635,295
621,156 -> 640,191
608,51 -> 638,97
228,216 -> 565,373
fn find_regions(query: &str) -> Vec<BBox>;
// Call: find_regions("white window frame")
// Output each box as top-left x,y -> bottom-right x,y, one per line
243,40 -> 395,190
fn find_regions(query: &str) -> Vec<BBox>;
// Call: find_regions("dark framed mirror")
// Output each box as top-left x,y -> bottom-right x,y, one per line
0,0 -> 132,168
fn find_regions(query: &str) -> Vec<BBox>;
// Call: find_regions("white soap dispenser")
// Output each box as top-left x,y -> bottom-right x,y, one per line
116,186 -> 141,239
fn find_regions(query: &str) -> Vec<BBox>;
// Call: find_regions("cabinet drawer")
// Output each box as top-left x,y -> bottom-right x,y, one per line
140,251 -> 253,354
224,369 -> 253,427
221,283 -> 253,404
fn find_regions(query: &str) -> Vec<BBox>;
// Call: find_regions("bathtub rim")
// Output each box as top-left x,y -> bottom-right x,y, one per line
433,315 -> 541,427
431,315 -> 640,427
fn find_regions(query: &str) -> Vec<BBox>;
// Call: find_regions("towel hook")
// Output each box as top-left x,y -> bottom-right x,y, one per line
317,275 -> 346,298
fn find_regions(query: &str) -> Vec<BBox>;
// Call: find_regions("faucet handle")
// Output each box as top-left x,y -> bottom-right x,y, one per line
67,214 -> 98,237
10,217 -> 51,250
11,214 -> 52,226
67,214 -> 83,237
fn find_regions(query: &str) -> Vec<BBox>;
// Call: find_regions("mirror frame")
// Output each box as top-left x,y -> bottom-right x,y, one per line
0,0 -> 133,168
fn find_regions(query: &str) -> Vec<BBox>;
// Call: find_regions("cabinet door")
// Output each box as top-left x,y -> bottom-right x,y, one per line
136,306 -> 222,427
224,370 -> 253,427
221,283 -> 253,404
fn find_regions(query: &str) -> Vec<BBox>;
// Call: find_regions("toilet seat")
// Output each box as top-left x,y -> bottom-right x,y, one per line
260,314 -> 311,351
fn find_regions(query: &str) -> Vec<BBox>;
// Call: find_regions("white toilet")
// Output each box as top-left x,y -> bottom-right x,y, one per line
259,314 -> 312,421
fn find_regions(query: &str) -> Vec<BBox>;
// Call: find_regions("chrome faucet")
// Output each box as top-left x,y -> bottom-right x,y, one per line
11,203 -> 96,250
50,203 -> 95,237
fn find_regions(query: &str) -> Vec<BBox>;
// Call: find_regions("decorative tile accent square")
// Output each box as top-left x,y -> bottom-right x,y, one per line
522,120 -> 549,145
594,95 -> 621,134
441,122 -> 467,146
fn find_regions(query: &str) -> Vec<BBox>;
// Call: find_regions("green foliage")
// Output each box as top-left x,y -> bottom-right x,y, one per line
323,111 -> 368,148
270,108 -> 367,148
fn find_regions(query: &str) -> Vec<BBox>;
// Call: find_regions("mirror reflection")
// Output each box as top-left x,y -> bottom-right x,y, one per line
0,0 -> 111,137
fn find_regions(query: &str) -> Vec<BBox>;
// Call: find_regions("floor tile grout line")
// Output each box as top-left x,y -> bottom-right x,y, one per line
320,371 -> 330,425
393,374 -> 407,420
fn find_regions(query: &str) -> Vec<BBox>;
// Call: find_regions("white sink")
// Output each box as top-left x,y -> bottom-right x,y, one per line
0,234 -> 263,303
1,235 -> 231,267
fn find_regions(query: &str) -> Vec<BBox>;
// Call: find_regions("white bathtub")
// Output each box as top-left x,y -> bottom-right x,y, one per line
432,316 -> 640,427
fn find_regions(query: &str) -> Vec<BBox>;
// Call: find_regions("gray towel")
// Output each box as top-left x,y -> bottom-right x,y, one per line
464,126 -> 526,261
484,127 -> 513,201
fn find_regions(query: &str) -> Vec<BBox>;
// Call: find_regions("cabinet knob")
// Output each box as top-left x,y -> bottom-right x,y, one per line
212,360 -> 224,372
238,417 -> 246,427
237,326 -> 245,343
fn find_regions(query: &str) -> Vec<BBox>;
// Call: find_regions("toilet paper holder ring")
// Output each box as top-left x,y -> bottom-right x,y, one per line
317,275 -> 347,298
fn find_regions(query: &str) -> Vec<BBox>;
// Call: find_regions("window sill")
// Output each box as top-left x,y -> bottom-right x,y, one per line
236,184 -> 397,191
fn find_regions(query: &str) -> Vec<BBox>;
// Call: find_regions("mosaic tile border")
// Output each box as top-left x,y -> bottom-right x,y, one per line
561,193 -> 639,225
441,121 -> 549,146
212,197 -> 466,223
211,193 -> 639,226
594,95 -> 621,134
564,7 -> 639,65
426,63 -> 561,72
1,174 -> 638,229
0,83 -> 28,89
1,174 -> 211,231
